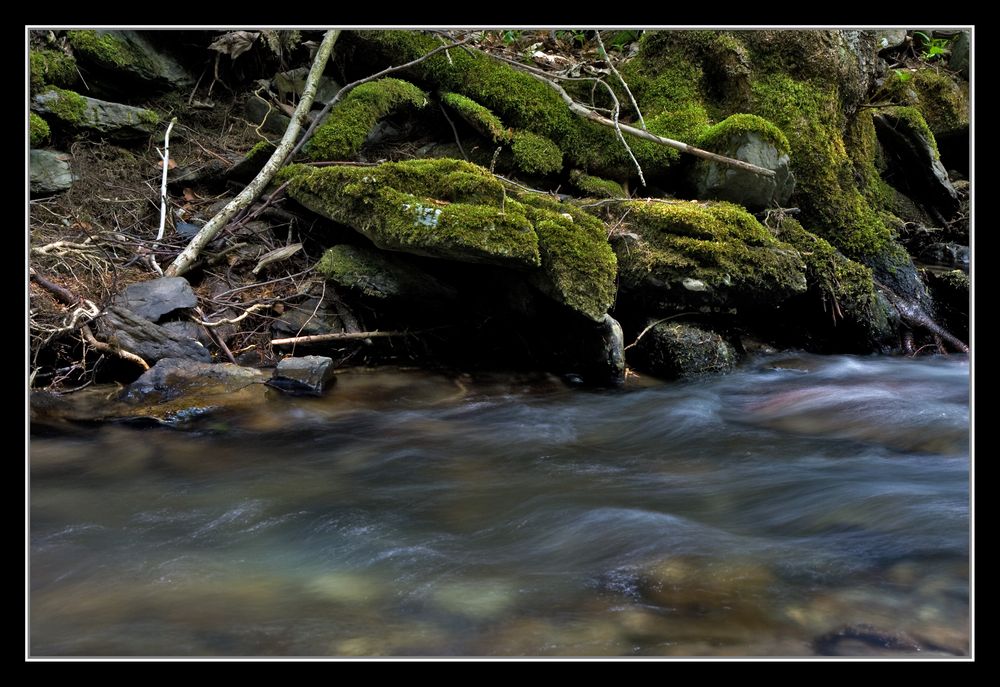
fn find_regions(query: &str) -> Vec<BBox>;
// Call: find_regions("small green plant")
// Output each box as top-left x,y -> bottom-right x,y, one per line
555,30 -> 588,47
607,30 -> 642,51
912,31 -> 952,62
894,70 -> 914,83
500,30 -> 521,45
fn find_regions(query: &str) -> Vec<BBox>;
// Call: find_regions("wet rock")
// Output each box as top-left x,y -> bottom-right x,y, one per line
29,149 -> 74,195
639,555 -> 775,609
630,321 -> 737,380
122,357 -> 266,404
601,314 -> 626,385
919,242 -> 969,272
315,244 -> 458,303
431,580 -> 517,620
99,306 -> 211,364
874,108 -> 959,219
114,277 -> 198,322
306,572 -> 383,604
692,117 -> 795,208
245,94 -> 291,135
32,89 -> 159,139
67,30 -> 193,93
269,356 -> 336,396
925,269 -> 969,341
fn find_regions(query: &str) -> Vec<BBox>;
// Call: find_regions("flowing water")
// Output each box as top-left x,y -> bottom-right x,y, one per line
29,354 -> 971,657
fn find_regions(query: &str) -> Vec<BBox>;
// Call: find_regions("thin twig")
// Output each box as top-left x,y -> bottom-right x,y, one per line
438,101 -> 468,160
285,35 -> 474,164
624,313 -> 700,351
595,32 -> 646,130
193,302 -> 272,327
156,118 -> 177,242
271,330 -> 403,346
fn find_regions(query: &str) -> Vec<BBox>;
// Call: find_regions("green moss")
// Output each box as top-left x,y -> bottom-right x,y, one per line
138,108 -> 160,126
569,170 -> 625,198
30,49 -> 77,92
776,218 -> 890,340
518,194 -> 617,320
882,105 -> 940,159
315,243 -> 456,301
306,78 -> 427,160
511,130 -> 563,175
845,109 -> 894,210
697,113 -> 790,156
882,67 -> 969,136
441,91 -> 511,142
37,87 -> 88,125
354,31 -> 659,177
67,30 -> 142,69
749,73 -> 891,259
278,158 -> 540,267
246,140 -> 276,163
30,113 -> 50,147
615,199 -> 807,307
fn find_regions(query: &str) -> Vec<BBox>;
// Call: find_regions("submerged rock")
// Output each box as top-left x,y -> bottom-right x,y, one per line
269,355 -> 336,396
630,321 -> 736,379
114,277 -> 198,322
29,149 -> 74,195
122,357 -> 266,403
32,87 -> 159,139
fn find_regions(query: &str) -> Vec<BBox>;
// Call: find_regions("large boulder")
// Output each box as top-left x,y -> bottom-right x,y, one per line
314,243 -> 458,303
67,30 -> 193,93
114,277 -> 198,322
98,307 -> 211,365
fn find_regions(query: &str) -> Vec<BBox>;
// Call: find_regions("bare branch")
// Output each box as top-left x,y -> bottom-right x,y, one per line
595,33 -> 646,130
165,29 -> 341,278
271,330 -> 404,346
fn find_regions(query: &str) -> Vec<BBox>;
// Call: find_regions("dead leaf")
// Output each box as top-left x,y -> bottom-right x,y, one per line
208,31 -> 260,59
182,188 -> 198,201
158,159 -> 177,170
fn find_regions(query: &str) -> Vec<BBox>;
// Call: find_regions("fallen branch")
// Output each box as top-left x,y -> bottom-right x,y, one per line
81,324 -> 150,370
271,330 -> 403,346
155,118 -> 177,242
30,268 -> 77,305
165,29 -> 341,278
507,61 -> 775,178
194,302 -> 272,327
595,32 -> 646,130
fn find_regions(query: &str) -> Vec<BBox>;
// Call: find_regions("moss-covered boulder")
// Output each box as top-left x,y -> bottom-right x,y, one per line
510,130 -> 563,175
440,91 -> 511,143
279,158 -> 541,268
315,243 -> 458,303
67,30 -> 193,93
630,321 -> 737,380
306,78 -> 428,160
613,199 -> 807,313
569,170 -> 625,198
30,49 -> 77,93
882,67 -> 969,138
32,87 -> 159,139
691,113 -> 794,208
281,159 -> 617,321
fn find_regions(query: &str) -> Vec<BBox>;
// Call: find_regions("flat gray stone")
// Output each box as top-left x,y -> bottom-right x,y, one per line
270,355 -> 336,396
123,357 -> 265,403
115,277 -> 198,322
32,89 -> 159,139
30,149 -> 74,195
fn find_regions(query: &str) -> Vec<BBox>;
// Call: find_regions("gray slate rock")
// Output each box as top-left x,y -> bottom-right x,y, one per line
691,131 -> 794,208
273,68 -> 341,107
32,89 -> 158,139
950,31 -> 970,79
122,357 -> 265,403
30,149 -> 75,195
114,277 -> 198,322
874,110 -> 959,218
100,306 -> 211,365
246,95 -> 291,135
161,320 -> 213,347
270,356 -> 336,396
631,321 -> 736,380
69,30 -> 193,92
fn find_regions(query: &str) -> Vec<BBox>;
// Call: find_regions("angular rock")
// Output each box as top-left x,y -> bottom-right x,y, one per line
600,314 -> 626,385
692,115 -> 795,208
67,30 -> 193,93
114,277 -> 198,322
272,67 -> 341,107
874,108 -> 959,218
269,356 -> 336,396
949,31 -> 970,79
161,320 -> 213,348
32,88 -> 159,139
315,244 -> 458,303
30,149 -> 74,195
122,357 -> 266,404
99,306 -> 211,365
630,321 -> 737,380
